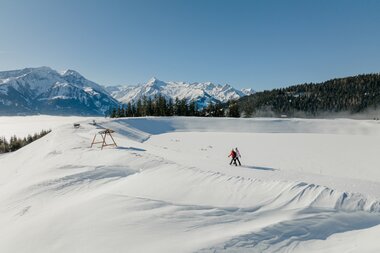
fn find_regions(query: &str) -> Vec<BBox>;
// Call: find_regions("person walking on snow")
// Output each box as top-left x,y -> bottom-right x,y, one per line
228,149 -> 237,166
235,147 -> 241,166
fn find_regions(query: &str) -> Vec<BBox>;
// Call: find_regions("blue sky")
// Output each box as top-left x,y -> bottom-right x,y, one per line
1,0 -> 379,90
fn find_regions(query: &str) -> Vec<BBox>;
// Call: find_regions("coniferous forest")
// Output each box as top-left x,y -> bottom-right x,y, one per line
238,73 -> 380,117
110,95 -> 239,118
110,73 -> 380,119
0,129 -> 51,154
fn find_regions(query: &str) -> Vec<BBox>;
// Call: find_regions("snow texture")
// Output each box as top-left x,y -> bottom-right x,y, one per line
1,116 -> 380,252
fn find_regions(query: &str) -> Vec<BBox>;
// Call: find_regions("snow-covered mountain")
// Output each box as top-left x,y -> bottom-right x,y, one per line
106,77 -> 254,108
0,67 -> 118,115
0,67 -> 254,115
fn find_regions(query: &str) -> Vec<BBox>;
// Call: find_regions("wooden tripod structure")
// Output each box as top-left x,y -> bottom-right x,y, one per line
90,129 -> 117,150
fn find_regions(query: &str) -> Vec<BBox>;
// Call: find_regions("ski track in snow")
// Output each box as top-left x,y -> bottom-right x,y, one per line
1,116 -> 380,252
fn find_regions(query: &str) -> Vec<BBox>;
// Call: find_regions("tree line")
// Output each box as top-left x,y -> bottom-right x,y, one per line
238,73 -> 380,117
110,95 -> 240,118
0,129 -> 51,154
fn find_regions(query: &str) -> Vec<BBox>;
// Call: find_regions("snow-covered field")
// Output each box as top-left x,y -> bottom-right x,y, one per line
1,116 -> 380,252
0,115 -> 101,140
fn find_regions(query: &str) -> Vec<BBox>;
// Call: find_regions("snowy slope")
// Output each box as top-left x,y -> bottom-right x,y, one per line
1,116 -> 380,252
0,115 -> 102,140
106,77 -> 254,108
0,67 -> 118,115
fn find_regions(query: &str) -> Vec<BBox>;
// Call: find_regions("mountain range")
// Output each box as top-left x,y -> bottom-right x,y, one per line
0,67 -> 253,115
0,67 -> 118,115
106,77 -> 254,108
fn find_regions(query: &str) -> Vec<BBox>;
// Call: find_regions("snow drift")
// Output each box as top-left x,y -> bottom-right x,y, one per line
1,116 -> 380,252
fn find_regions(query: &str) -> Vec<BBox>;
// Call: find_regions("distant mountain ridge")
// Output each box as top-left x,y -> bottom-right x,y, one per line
106,77 -> 254,108
0,67 -> 254,116
0,67 -> 118,115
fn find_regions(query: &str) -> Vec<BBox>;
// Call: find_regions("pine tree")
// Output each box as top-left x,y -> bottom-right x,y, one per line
228,100 -> 240,117
167,98 -> 174,116
126,102 -> 133,117
188,101 -> 197,116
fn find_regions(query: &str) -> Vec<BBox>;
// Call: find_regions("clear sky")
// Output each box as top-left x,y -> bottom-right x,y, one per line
1,0 -> 380,90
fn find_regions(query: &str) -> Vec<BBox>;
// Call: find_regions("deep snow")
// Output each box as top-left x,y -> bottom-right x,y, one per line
1,116 -> 380,252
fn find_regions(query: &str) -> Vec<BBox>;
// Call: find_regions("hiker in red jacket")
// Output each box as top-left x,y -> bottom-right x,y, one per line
228,149 -> 237,166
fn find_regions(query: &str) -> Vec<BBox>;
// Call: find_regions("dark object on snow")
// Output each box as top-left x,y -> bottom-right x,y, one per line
235,157 -> 241,166
235,147 -> 242,166
228,149 -> 237,166
73,123 -> 80,128
90,129 -> 117,150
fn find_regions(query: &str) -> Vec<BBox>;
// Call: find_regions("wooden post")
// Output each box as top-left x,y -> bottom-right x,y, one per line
90,134 -> 97,148
108,131 -> 117,147
91,129 -> 117,149
101,132 -> 106,150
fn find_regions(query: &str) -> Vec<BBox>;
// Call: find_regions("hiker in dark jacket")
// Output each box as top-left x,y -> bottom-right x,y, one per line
235,147 -> 241,166
228,149 -> 237,166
